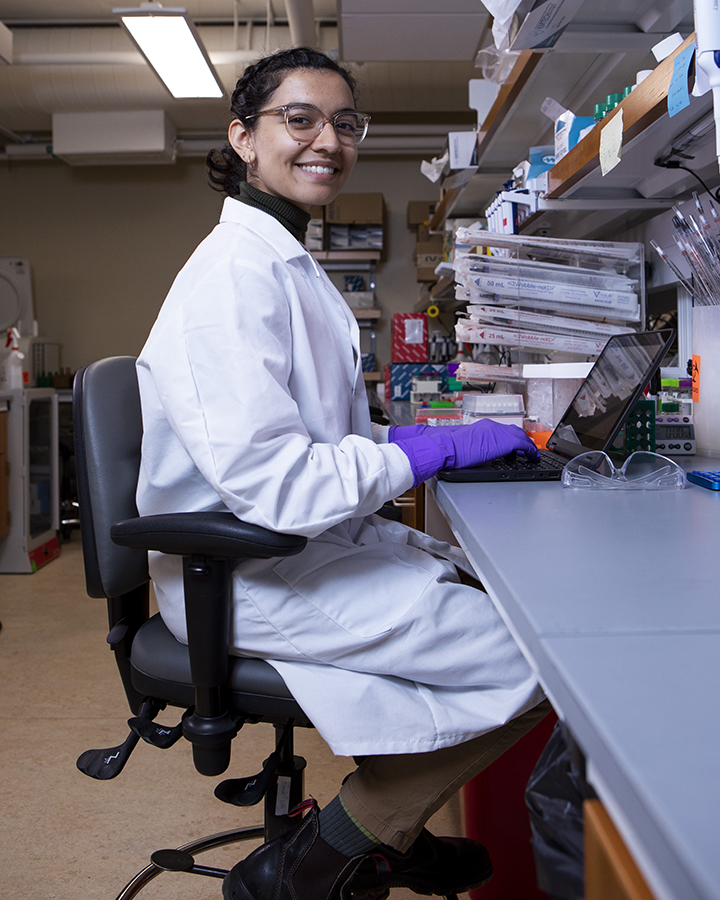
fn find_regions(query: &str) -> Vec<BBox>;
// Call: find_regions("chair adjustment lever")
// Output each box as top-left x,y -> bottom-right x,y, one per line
150,849 -> 227,879
214,718 -> 295,807
77,697 -> 163,780
128,707 -> 192,749
214,749 -> 281,807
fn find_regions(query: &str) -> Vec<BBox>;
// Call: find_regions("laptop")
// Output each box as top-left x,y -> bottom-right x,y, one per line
438,329 -> 676,483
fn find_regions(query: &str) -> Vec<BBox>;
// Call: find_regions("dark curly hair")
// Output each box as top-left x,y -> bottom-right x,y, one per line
207,48 -> 357,197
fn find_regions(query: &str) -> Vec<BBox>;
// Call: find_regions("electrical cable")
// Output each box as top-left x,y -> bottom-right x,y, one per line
654,157 -> 720,201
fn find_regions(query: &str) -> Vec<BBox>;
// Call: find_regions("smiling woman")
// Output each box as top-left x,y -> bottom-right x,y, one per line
138,45 -> 548,900
207,48 -> 364,209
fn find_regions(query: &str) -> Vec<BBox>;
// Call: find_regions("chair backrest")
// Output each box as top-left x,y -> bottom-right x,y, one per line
73,357 -> 149,599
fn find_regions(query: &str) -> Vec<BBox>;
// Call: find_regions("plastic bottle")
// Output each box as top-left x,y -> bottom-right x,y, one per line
2,329 -> 25,389
594,102 -> 609,123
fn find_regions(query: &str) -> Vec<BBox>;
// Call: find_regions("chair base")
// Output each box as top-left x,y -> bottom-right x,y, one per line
115,824 -> 264,899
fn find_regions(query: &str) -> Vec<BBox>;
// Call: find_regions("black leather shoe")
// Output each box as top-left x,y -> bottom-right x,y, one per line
350,829 -> 493,898
223,804 -> 372,900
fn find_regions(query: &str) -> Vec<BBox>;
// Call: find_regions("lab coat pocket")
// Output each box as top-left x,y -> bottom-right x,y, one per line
272,538 -> 436,640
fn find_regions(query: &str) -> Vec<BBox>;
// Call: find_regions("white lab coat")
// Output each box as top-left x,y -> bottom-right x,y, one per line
137,197 -> 542,756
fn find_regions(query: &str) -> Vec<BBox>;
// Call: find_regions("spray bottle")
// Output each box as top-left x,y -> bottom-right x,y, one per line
694,0 -> 720,171
2,328 -> 25,389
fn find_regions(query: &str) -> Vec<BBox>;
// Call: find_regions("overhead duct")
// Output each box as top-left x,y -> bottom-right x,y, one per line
52,110 -> 176,165
285,0 -> 318,48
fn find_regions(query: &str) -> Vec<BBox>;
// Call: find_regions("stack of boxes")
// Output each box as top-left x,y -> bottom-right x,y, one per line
326,193 -> 384,252
305,205 -> 324,251
407,201 -> 444,282
385,312 -> 450,401
303,194 -> 385,253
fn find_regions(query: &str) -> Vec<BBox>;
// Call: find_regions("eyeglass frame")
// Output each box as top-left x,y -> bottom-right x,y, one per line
243,103 -> 371,146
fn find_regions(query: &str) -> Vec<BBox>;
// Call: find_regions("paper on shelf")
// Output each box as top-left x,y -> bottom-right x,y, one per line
600,109 -> 623,176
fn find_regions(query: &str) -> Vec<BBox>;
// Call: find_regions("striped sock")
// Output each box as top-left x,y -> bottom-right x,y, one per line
317,794 -> 382,858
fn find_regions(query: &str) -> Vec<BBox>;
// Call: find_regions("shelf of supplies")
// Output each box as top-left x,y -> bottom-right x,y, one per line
427,32 -> 712,239
548,33 -> 696,197
353,308 -> 382,319
429,50 -> 542,232
311,250 -> 381,262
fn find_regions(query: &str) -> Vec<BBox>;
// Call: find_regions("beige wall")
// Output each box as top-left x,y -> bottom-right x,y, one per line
0,155 -> 439,374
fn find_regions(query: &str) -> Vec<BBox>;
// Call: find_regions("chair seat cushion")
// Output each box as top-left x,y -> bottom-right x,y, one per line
131,614 -> 311,725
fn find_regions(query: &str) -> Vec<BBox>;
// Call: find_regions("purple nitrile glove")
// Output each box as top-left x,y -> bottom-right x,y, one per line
388,423 -> 467,441
395,419 -> 540,487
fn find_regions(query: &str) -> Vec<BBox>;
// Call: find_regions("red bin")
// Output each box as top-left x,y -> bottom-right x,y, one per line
464,712 -> 557,899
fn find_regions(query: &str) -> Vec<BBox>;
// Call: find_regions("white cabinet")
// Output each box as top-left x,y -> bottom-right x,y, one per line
0,388 -> 59,572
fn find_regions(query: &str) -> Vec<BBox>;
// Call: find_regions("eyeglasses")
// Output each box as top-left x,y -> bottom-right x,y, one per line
244,103 -> 370,146
562,451 -> 686,491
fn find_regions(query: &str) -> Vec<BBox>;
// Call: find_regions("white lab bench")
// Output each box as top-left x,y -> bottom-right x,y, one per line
423,459 -> 720,900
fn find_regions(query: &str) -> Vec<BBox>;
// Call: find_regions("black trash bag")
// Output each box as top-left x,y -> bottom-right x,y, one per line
525,720 -> 597,900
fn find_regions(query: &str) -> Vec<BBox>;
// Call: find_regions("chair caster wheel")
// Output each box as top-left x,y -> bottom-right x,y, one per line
150,849 -> 195,872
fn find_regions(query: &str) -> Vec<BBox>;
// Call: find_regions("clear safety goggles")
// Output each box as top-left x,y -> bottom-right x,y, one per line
245,103 -> 371,146
561,450 -> 686,491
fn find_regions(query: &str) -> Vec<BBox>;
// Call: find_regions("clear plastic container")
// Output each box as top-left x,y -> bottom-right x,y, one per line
462,393 -> 525,427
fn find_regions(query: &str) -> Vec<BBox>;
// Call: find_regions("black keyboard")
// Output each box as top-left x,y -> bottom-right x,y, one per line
487,448 -> 564,472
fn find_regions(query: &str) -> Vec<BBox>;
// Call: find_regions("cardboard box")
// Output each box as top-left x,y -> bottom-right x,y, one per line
326,192 -> 384,225
407,200 -> 437,227
417,225 -> 443,244
342,291 -> 375,310
384,363 -> 447,401
306,217 -> 324,251
329,225 -> 384,251
415,241 -> 444,281
391,313 -> 428,363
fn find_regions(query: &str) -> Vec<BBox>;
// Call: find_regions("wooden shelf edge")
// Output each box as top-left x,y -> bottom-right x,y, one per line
311,250 -> 381,262
362,371 -> 382,381
547,32 -> 696,198
428,50 -> 542,232
476,50 -> 543,163
353,308 -> 382,319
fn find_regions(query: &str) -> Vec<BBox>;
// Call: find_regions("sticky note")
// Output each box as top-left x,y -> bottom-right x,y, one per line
600,109 -> 623,176
692,354 -> 701,402
668,42 -> 695,117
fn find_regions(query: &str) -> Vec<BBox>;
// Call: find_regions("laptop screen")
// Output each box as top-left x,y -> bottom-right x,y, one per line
547,329 -> 676,458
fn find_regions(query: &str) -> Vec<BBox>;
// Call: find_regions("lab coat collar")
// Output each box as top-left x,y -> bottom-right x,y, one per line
220,195 -> 311,262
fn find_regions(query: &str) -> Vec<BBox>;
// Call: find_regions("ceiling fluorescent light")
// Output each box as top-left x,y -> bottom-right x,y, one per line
113,4 -> 224,99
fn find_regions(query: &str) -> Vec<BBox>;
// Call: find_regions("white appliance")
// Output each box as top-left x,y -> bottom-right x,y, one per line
0,388 -> 60,572
0,258 -> 35,337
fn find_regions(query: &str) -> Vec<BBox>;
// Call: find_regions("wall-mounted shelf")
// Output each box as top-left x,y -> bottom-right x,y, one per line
311,250 -> 381,263
428,29 -> 713,241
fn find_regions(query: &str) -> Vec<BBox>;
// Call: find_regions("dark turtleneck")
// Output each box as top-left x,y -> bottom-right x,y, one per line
236,182 -> 311,244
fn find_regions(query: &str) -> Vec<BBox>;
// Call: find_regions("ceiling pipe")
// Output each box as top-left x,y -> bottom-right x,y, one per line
285,0 -> 318,48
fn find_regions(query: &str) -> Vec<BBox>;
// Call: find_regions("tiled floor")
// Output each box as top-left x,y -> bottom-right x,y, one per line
0,537 -> 463,900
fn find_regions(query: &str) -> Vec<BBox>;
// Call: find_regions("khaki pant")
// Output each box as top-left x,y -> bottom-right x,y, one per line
340,698 -> 553,852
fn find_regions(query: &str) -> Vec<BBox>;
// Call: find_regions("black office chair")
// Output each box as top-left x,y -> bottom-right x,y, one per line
73,356 -> 314,898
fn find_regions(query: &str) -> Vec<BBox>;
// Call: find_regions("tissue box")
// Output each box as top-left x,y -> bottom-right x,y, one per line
384,363 -> 447,401
391,313 -> 428,362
